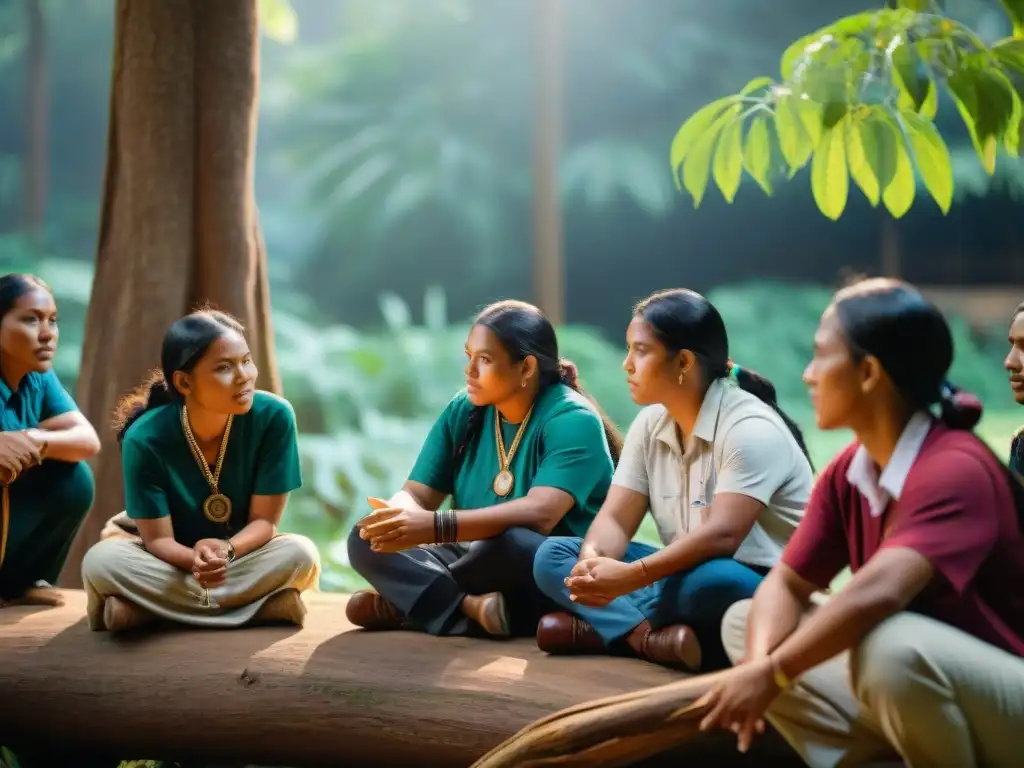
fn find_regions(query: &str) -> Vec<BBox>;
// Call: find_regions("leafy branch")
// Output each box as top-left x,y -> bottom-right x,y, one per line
670,1 -> 1024,219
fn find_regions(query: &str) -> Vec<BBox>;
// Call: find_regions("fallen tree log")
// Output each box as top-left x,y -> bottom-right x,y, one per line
0,590 -> 798,766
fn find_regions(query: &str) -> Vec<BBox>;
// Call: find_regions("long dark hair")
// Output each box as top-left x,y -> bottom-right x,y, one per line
112,309 -> 245,442
0,274 -> 51,321
634,288 -> 814,470
453,300 -> 623,468
833,277 -> 1024,526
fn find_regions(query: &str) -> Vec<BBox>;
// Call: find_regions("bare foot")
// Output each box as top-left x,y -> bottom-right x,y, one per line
254,588 -> 307,626
102,595 -> 155,632
461,592 -> 510,637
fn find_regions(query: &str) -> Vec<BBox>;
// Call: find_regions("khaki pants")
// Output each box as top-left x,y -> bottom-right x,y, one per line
721,599 -> 1024,767
82,532 -> 321,630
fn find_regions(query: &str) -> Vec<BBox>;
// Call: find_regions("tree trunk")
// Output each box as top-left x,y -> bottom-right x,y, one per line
532,0 -> 565,325
22,0 -> 47,235
58,0 -> 279,587
0,591 -> 700,767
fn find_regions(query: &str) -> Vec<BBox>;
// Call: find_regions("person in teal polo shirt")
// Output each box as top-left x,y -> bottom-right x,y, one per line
346,299 -> 622,638
81,309 -> 320,632
0,273 -> 99,607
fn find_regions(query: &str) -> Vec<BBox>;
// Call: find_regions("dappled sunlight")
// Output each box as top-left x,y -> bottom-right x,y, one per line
436,653 -> 531,693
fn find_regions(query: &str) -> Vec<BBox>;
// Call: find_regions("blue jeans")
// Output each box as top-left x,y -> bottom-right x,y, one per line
533,536 -> 768,670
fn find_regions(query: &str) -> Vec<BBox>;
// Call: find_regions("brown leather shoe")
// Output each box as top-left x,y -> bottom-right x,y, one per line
536,611 -> 607,654
345,589 -> 406,630
638,624 -> 702,671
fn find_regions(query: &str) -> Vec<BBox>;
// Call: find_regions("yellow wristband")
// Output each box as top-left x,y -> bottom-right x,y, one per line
769,655 -> 793,691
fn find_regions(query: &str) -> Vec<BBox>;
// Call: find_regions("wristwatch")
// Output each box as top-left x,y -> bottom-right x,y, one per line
225,540 -> 236,562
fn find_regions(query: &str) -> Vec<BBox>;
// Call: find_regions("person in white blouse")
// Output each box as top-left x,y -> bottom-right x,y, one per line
532,288 -> 814,671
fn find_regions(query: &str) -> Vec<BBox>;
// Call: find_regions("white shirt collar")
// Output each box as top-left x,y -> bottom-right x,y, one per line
846,411 -> 934,517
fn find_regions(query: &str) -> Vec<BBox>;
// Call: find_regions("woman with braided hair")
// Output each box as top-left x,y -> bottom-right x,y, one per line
532,288 -> 814,672
346,299 -> 621,639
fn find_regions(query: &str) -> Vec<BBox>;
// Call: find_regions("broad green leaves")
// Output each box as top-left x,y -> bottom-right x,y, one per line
671,4 -> 1024,220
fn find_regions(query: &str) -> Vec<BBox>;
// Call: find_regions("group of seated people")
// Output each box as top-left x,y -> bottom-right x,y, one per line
0,271 -> 1020,766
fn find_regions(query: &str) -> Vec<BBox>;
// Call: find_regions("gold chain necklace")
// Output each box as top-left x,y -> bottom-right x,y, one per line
492,405 -> 534,497
180,405 -> 234,524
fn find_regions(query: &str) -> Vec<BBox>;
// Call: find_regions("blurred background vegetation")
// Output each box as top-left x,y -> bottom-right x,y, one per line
0,0 -> 1021,593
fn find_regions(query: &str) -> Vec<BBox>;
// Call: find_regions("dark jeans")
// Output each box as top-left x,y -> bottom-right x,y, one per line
347,523 -> 557,637
533,536 -> 769,670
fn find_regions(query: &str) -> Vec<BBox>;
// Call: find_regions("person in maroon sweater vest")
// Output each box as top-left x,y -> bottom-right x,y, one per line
696,278 -> 1024,767
1006,302 -> 1024,475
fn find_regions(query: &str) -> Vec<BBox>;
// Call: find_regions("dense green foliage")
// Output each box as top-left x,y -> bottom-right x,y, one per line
671,0 -> 1024,219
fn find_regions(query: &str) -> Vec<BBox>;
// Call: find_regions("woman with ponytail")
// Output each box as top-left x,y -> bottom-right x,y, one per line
533,288 -> 814,672
699,278 -> 1024,766
346,299 -> 620,639
0,274 -> 99,608
81,309 -> 320,633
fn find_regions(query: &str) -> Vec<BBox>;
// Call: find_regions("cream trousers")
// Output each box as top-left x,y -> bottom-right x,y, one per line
722,599 -> 1024,767
82,532 -> 321,631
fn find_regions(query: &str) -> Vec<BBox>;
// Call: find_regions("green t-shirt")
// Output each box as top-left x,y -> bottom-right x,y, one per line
122,391 -> 302,548
408,383 -> 614,538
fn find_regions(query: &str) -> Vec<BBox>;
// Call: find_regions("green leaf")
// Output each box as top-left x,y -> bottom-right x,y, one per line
882,140 -> 916,218
891,37 -> 931,113
775,95 -> 823,173
743,116 -> 773,195
670,97 -> 739,190
810,125 -> 849,220
893,0 -> 928,9
259,0 -> 299,43
779,10 -> 913,81
682,108 -> 738,206
740,77 -> 775,96
846,114 -> 879,206
845,109 -> 900,208
999,0 -> 1024,38
947,61 -> 1016,173
713,118 -> 744,202
901,111 -> 954,213
993,38 -> 1024,75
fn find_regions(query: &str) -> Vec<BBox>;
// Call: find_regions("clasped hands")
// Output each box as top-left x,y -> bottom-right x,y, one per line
356,497 -> 434,553
0,430 -> 43,484
192,538 -> 231,588
564,549 -> 648,607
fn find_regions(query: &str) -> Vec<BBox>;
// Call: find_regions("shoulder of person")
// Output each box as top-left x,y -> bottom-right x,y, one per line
908,427 -> 1002,491
249,390 -> 297,423
121,404 -> 174,454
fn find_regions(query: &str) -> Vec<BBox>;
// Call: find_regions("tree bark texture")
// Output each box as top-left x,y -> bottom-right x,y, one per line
59,0 -> 280,587
471,667 -> 800,767
0,591 -> 728,767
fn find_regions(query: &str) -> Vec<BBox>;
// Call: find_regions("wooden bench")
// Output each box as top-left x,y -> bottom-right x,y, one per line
0,590 -> 800,766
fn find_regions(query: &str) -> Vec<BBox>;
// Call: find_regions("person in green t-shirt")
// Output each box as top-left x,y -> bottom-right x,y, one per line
0,274 -> 100,609
81,310 -> 320,633
346,299 -> 622,638
1006,302 -> 1024,475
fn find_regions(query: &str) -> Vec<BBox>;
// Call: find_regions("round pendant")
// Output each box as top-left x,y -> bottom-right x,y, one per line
203,493 -> 232,524
493,469 -> 514,497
